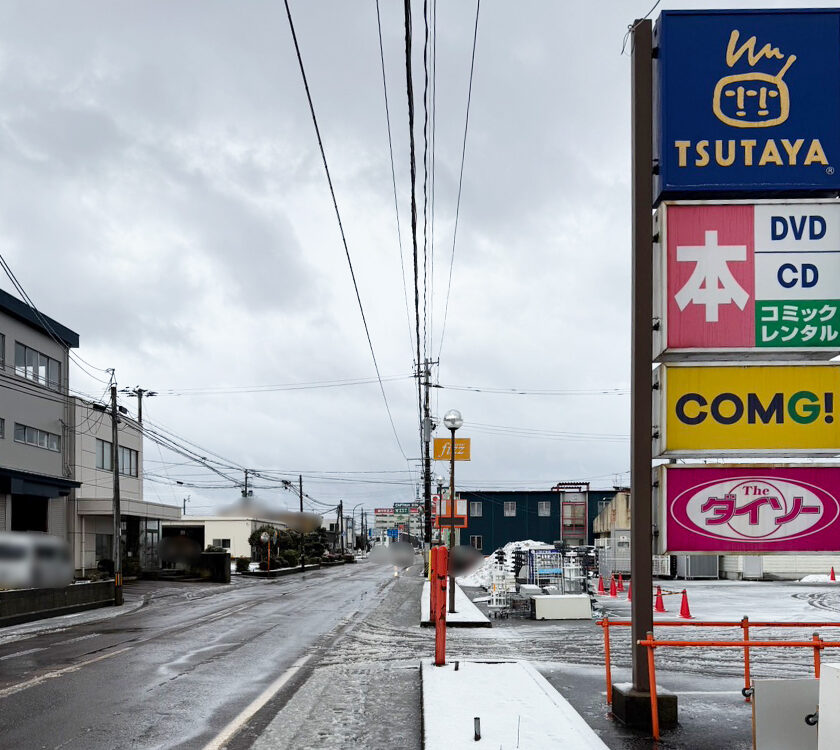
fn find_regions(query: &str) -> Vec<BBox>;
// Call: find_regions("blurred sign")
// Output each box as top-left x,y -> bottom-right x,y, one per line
657,464 -> 840,553
387,529 -> 399,539
433,437 -> 471,461
655,10 -> 840,200
654,363 -> 840,456
655,202 -> 840,358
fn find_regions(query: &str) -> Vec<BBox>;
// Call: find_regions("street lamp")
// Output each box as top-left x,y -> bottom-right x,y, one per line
443,409 -> 463,613
350,503 -> 364,553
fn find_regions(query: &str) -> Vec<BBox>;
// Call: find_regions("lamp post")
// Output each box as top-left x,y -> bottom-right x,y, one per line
443,409 -> 463,613
350,503 -> 364,553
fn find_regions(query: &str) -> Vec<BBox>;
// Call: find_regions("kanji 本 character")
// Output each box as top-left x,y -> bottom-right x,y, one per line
802,325 -> 818,342
802,307 -> 819,323
700,495 -> 737,525
733,496 -> 781,525
761,326 -> 779,342
780,325 -> 799,341
775,496 -> 820,526
821,325 -> 839,342
782,304 -> 799,322
819,304 -> 837,322
760,306 -> 779,323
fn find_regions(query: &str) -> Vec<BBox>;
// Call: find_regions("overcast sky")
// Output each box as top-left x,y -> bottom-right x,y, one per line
0,0 -> 831,519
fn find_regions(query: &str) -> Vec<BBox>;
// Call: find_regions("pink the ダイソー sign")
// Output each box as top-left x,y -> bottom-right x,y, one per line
661,465 -> 840,553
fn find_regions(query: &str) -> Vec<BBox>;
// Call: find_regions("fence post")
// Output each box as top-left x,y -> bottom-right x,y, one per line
813,632 -> 822,679
603,617 -> 613,705
742,615 -> 751,702
645,631 -> 660,741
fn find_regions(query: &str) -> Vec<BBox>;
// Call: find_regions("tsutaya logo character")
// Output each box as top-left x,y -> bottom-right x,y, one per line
673,29 -> 828,169
674,230 -> 748,322
713,29 -> 795,128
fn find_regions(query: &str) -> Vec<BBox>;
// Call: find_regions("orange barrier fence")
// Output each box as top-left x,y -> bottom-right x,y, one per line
596,616 -> 840,706
638,634 -> 840,740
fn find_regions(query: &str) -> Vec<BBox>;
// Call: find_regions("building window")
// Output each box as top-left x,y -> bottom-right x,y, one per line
96,439 -> 112,471
0,418 -> 4,439
469,501 -> 482,517
212,538 -> 231,549
14,423 -> 60,452
96,439 -> 138,477
95,533 -> 112,560
538,501 -> 551,517
0,332 -> 4,369
504,501 -> 516,517
14,342 -> 61,391
469,535 -> 483,551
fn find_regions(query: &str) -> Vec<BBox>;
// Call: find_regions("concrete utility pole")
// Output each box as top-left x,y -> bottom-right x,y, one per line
299,474 -> 305,571
339,500 -> 344,555
182,495 -> 190,515
243,469 -> 249,498
110,384 -> 123,606
422,361 -> 433,562
120,386 -> 157,424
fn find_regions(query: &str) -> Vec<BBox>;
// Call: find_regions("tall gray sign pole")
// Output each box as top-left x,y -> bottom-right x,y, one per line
629,17 -> 653,695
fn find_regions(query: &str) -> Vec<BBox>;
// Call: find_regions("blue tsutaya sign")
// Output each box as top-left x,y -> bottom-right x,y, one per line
655,10 -> 840,202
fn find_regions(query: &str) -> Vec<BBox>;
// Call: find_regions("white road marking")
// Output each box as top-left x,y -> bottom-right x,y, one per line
0,647 -> 47,661
0,646 -> 132,700
201,652 -> 314,750
55,633 -> 101,646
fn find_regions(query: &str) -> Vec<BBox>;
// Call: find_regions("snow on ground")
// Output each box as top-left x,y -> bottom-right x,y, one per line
799,574 -> 840,583
456,539 -> 553,588
420,581 -> 490,626
421,659 -> 609,750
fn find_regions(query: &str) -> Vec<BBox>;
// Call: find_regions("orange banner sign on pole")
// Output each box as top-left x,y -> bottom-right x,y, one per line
433,437 -> 471,461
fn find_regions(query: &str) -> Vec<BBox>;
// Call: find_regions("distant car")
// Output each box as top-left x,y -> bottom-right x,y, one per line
248,561 -> 260,572
0,532 -> 73,589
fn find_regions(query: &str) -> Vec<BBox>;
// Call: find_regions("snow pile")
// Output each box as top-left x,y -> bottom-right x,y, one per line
798,574 -> 839,583
456,539 -> 554,589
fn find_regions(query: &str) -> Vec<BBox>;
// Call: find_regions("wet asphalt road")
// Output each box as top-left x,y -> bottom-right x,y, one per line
0,562 -> 399,750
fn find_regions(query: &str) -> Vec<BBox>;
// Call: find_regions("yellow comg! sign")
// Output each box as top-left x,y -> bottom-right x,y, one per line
660,364 -> 840,455
433,437 -> 471,461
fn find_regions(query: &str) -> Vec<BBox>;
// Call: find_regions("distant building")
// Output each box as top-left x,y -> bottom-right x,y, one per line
0,289 -> 81,536
70,397 -> 179,575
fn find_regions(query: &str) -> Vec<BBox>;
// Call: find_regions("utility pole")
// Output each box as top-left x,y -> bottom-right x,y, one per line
243,469 -> 249,499
120,386 -> 157,424
339,499 -> 344,555
182,495 -> 190,516
299,474 -> 305,571
420,360 -> 435,571
110,384 -> 123,606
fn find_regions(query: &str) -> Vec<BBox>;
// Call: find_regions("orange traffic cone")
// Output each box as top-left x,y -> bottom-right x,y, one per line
617,574 -> 625,592
655,585 -> 666,613
598,575 -> 606,595
679,589 -> 693,619
627,581 -> 632,601
609,575 -> 618,597
832,567 -> 837,582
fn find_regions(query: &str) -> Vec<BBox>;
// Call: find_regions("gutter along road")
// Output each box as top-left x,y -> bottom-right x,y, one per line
0,562 -> 397,750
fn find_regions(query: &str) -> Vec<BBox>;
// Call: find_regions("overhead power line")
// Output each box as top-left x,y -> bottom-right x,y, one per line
375,0 -> 415,362
437,0 -> 481,359
283,0 -> 408,462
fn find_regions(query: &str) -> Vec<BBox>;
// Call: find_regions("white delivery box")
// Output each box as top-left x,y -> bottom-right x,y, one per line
530,594 -> 591,620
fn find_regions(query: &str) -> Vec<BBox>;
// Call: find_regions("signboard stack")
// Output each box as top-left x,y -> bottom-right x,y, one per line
652,9 -> 840,556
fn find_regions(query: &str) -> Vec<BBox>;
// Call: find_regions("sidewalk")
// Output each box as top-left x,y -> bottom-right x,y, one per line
420,580 -> 491,627
0,593 -> 144,646
421,659 -> 609,749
